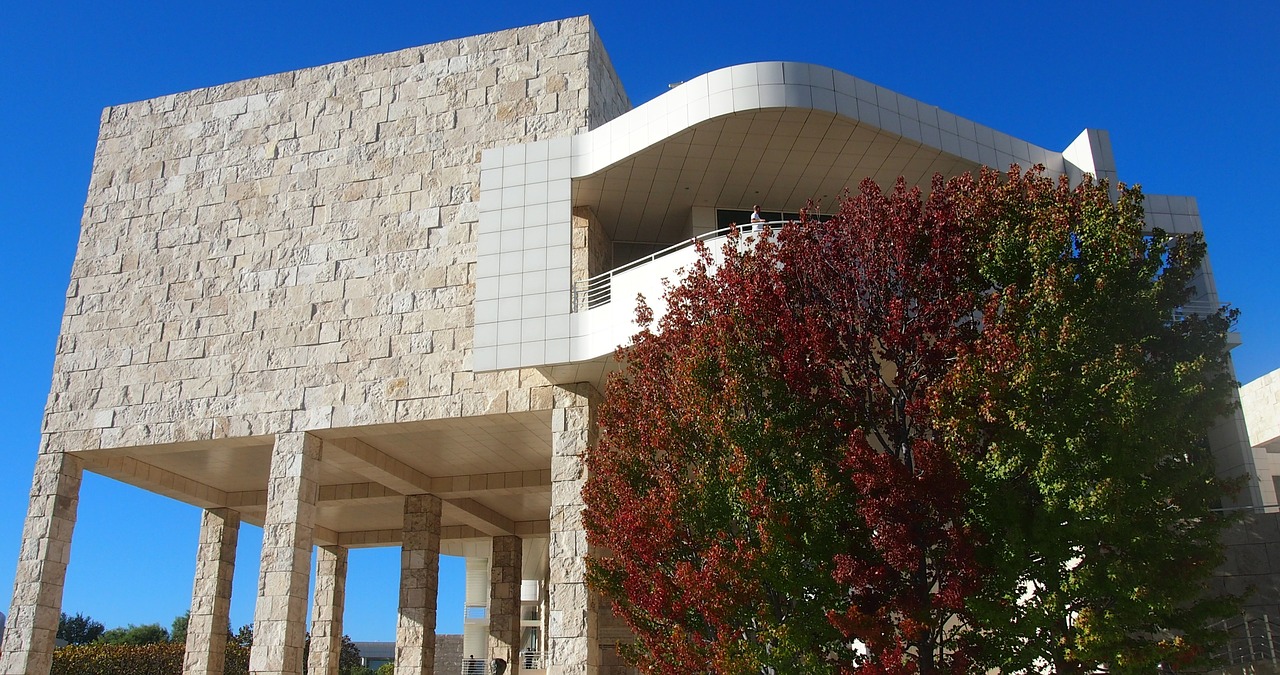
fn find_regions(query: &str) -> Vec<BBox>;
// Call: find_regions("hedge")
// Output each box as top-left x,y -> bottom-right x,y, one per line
51,642 -> 252,675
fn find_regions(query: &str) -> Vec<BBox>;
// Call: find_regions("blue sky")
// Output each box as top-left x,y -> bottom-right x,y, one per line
1,0 -> 1277,642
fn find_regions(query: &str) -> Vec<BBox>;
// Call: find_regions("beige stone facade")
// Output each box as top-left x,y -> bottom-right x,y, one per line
2,16 -> 634,675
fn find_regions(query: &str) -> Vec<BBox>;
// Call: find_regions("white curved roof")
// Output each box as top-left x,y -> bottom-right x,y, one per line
473,61 -> 1179,384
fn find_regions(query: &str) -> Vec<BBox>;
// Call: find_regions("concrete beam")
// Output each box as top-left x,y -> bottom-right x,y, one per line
443,498 -> 516,536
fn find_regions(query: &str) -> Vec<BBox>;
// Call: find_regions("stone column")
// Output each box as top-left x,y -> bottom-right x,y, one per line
548,384 -> 600,675
249,432 -> 320,675
0,451 -> 83,675
489,535 -> 523,671
396,494 -> 442,675
307,545 -> 348,675
183,508 -> 241,675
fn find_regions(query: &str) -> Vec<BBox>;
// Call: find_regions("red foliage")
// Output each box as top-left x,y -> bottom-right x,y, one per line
585,176 -> 988,672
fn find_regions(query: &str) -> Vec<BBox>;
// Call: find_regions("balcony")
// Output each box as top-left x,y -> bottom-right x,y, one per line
571,222 -> 783,312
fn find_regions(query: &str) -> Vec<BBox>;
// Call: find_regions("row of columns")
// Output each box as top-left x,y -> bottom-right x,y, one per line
0,384 -> 602,675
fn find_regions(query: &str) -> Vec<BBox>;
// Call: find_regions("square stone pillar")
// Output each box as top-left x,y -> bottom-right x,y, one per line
0,450 -> 83,675
249,432 -> 321,675
548,384 -> 600,675
396,494 -> 442,675
489,535 -> 523,671
184,508 -> 241,675
307,545 -> 348,675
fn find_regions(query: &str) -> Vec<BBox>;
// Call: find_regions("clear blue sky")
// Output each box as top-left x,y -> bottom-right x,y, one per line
1,0 -> 1277,642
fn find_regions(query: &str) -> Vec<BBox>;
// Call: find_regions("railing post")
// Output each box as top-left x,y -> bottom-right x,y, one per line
1267,614 -> 1276,662
1227,620 -> 1237,664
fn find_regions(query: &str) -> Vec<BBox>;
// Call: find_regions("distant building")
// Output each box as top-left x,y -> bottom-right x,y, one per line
354,637 -> 461,672
0,14 -> 1263,675
352,641 -> 395,671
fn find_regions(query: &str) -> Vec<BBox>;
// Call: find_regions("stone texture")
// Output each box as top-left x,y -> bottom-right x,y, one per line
488,535 -> 522,668
41,16 -> 631,456
15,15 -> 641,675
1242,368 -> 1280,507
183,508 -> 240,675
0,451 -> 83,675
307,545 -> 348,675
397,494 -> 442,675
249,433 -> 320,675
548,384 -> 599,675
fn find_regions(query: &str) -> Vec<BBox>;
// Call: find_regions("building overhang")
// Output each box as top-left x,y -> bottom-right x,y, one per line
473,61 -> 1207,391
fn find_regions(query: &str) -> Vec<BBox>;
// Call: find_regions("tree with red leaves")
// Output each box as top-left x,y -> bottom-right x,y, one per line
584,167 -> 1238,673
584,175 -> 987,673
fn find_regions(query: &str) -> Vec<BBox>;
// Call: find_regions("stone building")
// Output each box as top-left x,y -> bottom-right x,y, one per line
0,14 -> 1262,675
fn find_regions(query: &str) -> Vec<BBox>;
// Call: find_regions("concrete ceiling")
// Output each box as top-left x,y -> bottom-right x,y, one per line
573,107 -> 980,245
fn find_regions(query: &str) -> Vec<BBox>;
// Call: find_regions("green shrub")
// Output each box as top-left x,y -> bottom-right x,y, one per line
52,643 -> 183,675
51,642 -> 252,675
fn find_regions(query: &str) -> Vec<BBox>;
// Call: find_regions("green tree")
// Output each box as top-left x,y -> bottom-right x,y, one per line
229,624 -> 254,649
339,634 -> 363,674
170,611 -> 189,644
376,664 -> 394,675
57,612 -> 105,645
938,168 -> 1240,672
98,623 -> 170,645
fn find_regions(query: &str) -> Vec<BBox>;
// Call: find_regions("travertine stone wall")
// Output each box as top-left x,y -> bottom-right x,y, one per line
585,30 -> 630,132
571,207 -> 613,284
488,535 -> 522,667
307,545 -> 348,675
548,384 -> 599,675
397,494 -> 443,675
0,452 -> 83,675
184,508 -> 240,675
1242,368 -> 1280,507
249,433 -> 320,675
1242,368 -> 1280,451
45,16 -> 630,455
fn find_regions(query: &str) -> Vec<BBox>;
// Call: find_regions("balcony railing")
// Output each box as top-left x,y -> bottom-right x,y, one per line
570,222 -> 785,312
521,650 -> 546,669
1172,300 -> 1231,322
569,224 -> 1232,333
1208,614 -> 1280,666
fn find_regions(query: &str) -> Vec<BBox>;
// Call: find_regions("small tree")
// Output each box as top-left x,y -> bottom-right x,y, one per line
229,624 -> 254,649
57,612 -> 105,645
339,635 -> 362,674
170,611 -> 189,644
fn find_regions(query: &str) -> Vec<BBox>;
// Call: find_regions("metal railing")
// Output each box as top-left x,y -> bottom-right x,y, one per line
1208,614 -> 1280,665
1172,300 -> 1231,322
568,224 -> 1231,325
461,657 -> 487,675
520,650 -> 546,669
570,221 -> 785,313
